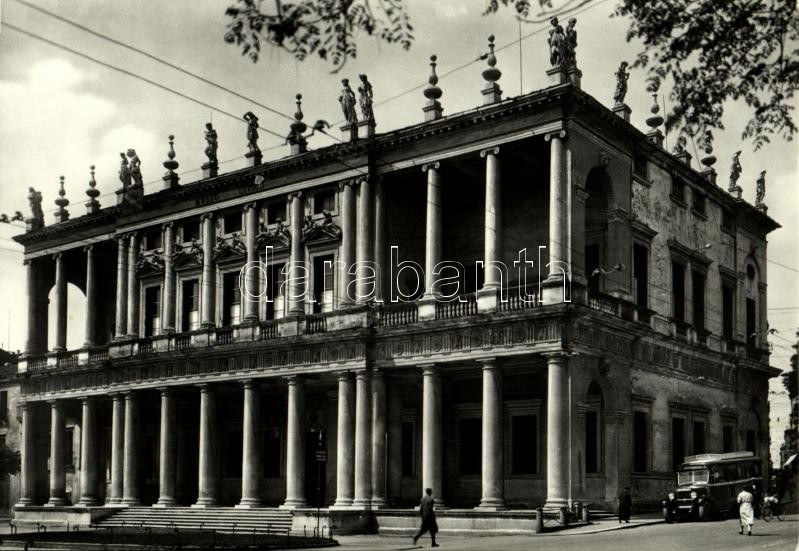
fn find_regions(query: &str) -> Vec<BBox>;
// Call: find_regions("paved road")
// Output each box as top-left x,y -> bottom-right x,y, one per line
314,515 -> 798,551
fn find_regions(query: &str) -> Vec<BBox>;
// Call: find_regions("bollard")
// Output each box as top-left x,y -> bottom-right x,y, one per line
559,507 -> 568,525
534,507 -> 544,533
321,525 -> 327,539
582,504 -> 590,523
232,522 -> 237,535
286,528 -> 291,545
303,525 -> 307,537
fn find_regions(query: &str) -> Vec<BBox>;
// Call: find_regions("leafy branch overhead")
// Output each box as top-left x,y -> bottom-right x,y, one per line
224,0 -> 414,71
224,0 -> 798,149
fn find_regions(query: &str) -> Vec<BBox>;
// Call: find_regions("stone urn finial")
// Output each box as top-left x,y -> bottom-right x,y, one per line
644,87 -> 664,147
54,175 -> 69,222
700,129 -> 717,170
162,134 -> 180,189
481,35 -> 502,105
85,165 -> 101,214
288,93 -> 308,154
423,55 -> 444,121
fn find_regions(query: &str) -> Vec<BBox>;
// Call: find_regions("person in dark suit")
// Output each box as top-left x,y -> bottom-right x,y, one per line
413,488 -> 439,547
618,487 -> 632,523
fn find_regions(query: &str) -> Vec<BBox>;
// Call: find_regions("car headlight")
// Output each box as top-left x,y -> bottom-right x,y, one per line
690,491 -> 698,499
668,492 -> 675,500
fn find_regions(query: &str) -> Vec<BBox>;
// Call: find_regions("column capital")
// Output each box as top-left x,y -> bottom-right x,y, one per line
156,386 -> 173,395
479,146 -> 500,158
336,370 -> 354,382
480,357 -> 502,370
242,202 -> 259,212
78,395 -> 95,405
52,251 -> 63,261
421,161 -> 440,173
338,179 -> 356,191
287,190 -> 303,201
83,244 -> 94,253
354,368 -> 372,381
420,363 -> 441,376
543,350 -> 571,362
161,221 -> 174,230
543,129 -> 568,142
284,374 -> 304,384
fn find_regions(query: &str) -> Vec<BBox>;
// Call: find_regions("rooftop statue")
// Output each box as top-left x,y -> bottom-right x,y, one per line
119,152 -> 131,189
613,61 -> 629,105
755,170 -> 766,207
673,135 -> 687,155
729,151 -> 742,192
27,187 -> 44,222
243,111 -> 260,154
565,18 -> 578,67
358,74 -> 375,123
547,17 -> 567,67
126,149 -> 143,188
204,122 -> 219,165
339,78 -> 358,125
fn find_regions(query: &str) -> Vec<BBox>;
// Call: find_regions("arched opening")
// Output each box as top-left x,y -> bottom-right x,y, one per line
584,168 -> 613,294
585,380 -> 604,474
47,283 -> 87,351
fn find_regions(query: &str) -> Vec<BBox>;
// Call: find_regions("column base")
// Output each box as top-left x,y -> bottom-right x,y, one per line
542,499 -> 569,512
475,500 -> 508,511
192,499 -> 219,508
370,498 -> 388,509
279,500 -> 307,510
16,498 -> 35,507
45,498 -> 66,507
153,498 -> 177,508
105,500 -> 127,507
77,497 -> 101,507
235,499 -> 263,509
329,499 -> 353,510
121,498 -> 141,506
350,499 -> 372,509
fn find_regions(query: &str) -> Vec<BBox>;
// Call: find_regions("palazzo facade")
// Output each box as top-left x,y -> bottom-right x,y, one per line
12,56 -> 779,525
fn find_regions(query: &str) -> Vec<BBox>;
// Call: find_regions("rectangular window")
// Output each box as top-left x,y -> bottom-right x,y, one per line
222,272 -> 241,326
633,152 -> 648,178
181,279 -> 200,332
266,263 -> 286,320
692,270 -> 706,332
693,421 -> 706,454
144,286 -> 161,337
401,421 -> 415,477
672,417 -> 686,470
314,190 -> 335,214
722,425 -> 734,453
633,410 -> 648,473
721,209 -> 734,232
722,283 -> 735,344
633,244 -> 648,308
585,244 -> 600,294
511,414 -> 538,475
312,255 -> 335,313
262,428 -> 281,478
671,178 -> 686,204
267,202 -> 286,225
692,192 -> 706,216
585,410 -> 599,473
223,211 -> 242,234
459,418 -> 482,476
746,298 -> 757,347
0,390 -> 7,420
672,261 -> 686,325
144,228 -> 162,251
181,221 -> 200,242
746,430 -> 757,455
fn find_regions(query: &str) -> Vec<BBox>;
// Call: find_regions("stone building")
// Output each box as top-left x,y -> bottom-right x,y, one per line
11,34 -> 779,532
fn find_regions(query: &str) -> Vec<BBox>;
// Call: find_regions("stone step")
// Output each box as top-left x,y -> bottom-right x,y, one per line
95,507 -> 293,533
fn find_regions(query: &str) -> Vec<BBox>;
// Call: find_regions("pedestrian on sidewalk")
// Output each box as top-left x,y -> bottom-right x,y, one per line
737,485 -> 755,536
413,488 -> 439,548
618,487 -> 632,523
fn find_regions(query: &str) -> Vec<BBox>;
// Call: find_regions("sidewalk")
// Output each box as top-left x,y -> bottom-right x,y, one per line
539,513 -> 663,535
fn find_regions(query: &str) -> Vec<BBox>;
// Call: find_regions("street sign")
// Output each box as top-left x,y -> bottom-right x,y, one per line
315,449 -> 328,462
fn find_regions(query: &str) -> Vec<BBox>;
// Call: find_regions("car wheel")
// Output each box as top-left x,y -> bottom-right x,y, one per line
698,504 -> 711,521
663,508 -> 675,524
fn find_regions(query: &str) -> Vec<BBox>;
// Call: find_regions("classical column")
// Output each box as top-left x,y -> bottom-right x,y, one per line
386,384 -> 402,504
200,214 -> 216,328
333,372 -> 355,507
122,392 -> 140,505
52,253 -> 68,352
155,388 -> 177,507
162,223 -> 176,333
281,376 -> 306,508
371,371 -> 387,508
373,179 -> 386,303
355,177 -> 374,303
46,400 -> 66,506
353,370 -> 373,508
18,402 -> 36,506
481,147 -> 502,290
478,360 -> 505,509
287,192 -> 306,315
108,394 -> 124,504
545,131 -> 568,281
545,353 -> 570,508
421,365 -> 444,506
194,384 -> 219,507
83,246 -> 97,347
238,380 -> 262,508
24,260 -> 42,355
422,162 -> 442,298
78,397 -> 100,505
338,182 -> 356,307
243,204 -> 260,322
114,236 -> 129,340
126,232 -> 140,338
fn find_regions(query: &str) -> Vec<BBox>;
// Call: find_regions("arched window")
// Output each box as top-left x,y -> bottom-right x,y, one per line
744,261 -> 759,348
584,168 -> 613,294
585,380 -> 604,474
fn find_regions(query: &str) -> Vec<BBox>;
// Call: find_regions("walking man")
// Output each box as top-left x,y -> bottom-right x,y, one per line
737,485 -> 755,536
413,488 -> 439,547
618,487 -> 632,523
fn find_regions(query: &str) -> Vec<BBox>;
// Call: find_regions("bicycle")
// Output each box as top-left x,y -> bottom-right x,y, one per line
762,496 -> 785,522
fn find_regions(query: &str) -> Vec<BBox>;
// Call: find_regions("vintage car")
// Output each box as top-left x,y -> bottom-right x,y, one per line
662,451 -> 763,522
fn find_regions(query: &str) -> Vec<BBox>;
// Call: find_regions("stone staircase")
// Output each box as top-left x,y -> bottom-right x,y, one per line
95,507 -> 293,533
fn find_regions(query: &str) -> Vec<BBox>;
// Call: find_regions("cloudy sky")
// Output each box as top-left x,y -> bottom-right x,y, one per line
0,0 -> 796,385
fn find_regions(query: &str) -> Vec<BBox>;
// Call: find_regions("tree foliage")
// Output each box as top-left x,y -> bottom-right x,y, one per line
224,0 -> 798,149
